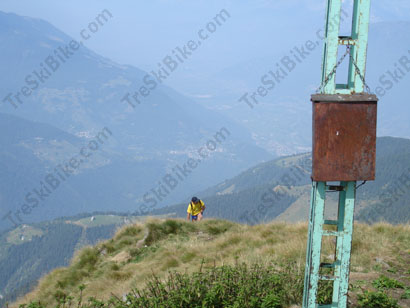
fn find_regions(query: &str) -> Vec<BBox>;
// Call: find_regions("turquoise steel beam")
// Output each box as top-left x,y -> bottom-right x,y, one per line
336,181 -> 356,307
322,0 -> 342,94
303,181 -> 326,307
304,1 -> 373,307
332,181 -> 347,304
303,182 -> 316,307
349,0 -> 371,93
321,0 -> 372,94
303,182 -> 358,308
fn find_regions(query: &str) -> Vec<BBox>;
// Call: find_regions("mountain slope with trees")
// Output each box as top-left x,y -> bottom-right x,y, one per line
13,219 -> 410,308
154,137 -> 410,225
0,10 -> 272,230
0,213 -> 136,306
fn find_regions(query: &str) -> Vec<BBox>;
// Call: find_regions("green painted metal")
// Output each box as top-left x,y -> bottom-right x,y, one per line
303,182 -> 357,308
303,2 -> 373,306
348,0 -> 371,93
303,182 -> 316,306
337,181 -> 356,307
331,181 -> 346,304
303,181 -> 326,307
322,0 -> 342,94
321,0 -> 372,94
304,1 -> 373,307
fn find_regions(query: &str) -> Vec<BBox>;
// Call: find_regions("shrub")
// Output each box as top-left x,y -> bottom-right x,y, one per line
372,275 -> 404,290
203,219 -> 234,235
261,293 -> 282,308
317,281 -> 333,305
77,248 -> 99,270
357,290 -> 399,308
120,262 -> 303,307
20,262 -> 305,307
401,288 -> 410,300
117,226 -> 141,238
144,220 -> 186,246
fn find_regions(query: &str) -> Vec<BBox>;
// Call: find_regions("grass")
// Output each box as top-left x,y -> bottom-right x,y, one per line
6,226 -> 44,244
373,275 -> 405,290
73,215 -> 138,228
357,290 -> 400,308
15,263 -> 303,308
13,219 -> 410,307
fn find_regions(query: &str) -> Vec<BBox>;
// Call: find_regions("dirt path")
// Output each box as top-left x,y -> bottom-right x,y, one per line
136,228 -> 149,248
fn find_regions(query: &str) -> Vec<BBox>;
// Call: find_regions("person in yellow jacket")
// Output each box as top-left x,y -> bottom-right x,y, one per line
187,197 -> 206,221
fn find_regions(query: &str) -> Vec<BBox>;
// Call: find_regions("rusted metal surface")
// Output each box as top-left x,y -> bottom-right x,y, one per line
304,1 -> 376,307
311,94 -> 378,181
338,36 -> 356,46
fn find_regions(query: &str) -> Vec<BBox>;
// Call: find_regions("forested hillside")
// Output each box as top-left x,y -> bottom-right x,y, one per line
356,137 -> 410,223
2,137 -> 409,306
154,137 -> 410,224
0,213 -> 135,307
0,10 -> 272,232
14,219 -> 410,308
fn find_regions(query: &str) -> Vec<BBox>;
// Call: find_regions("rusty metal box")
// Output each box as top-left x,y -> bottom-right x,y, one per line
311,94 -> 378,181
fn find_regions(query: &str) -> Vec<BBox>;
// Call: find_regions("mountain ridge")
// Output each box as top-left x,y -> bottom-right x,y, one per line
11,218 -> 410,308
0,11 -> 273,230
154,136 -> 410,225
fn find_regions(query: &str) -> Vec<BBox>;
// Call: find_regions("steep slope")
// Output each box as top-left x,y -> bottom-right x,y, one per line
0,113 -> 81,215
0,11 -> 272,229
0,11 -> 268,158
0,112 -> 167,231
14,219 -> 410,307
280,137 -> 410,224
0,213 -> 141,306
188,21 -> 410,155
155,137 -> 410,224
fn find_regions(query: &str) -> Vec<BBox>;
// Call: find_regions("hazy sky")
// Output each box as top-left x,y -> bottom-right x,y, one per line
1,0 -> 409,92
1,1 -> 408,66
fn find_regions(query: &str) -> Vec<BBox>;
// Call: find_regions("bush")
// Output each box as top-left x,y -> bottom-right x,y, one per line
261,293 -> 282,308
21,262 -> 305,308
144,220 -> 187,245
372,275 -> 404,290
401,288 -> 410,300
202,219 -> 234,235
317,281 -> 333,305
127,263 -> 289,308
357,290 -> 399,308
77,248 -> 99,270
117,226 -> 141,238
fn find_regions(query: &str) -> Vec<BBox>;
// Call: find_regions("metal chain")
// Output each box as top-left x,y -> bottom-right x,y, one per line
316,45 -> 372,94
349,53 -> 372,93
316,45 -> 351,94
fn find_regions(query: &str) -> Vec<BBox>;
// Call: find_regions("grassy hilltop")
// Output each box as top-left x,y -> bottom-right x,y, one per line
14,219 -> 410,308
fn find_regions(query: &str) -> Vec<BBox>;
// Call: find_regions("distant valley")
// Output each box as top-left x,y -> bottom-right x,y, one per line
155,137 -> 410,225
1,137 -> 409,306
0,11 -> 273,231
0,213 -> 140,306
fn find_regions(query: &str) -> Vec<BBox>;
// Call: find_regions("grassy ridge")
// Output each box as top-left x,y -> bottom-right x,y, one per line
155,137 -> 410,225
0,215 -> 140,306
14,219 -> 410,307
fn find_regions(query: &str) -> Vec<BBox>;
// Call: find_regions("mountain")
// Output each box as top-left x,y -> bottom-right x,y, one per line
0,11 -> 268,158
0,11 -> 273,230
13,219 -> 410,307
0,212 -> 145,306
154,137 -> 410,225
1,137 -> 409,306
177,21 -> 410,155
0,112 -> 166,231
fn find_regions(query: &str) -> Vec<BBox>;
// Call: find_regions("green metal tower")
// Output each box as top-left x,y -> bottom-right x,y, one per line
303,1 -> 378,307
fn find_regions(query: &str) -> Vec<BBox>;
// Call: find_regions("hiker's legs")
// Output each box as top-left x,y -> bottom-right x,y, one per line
198,212 -> 203,221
